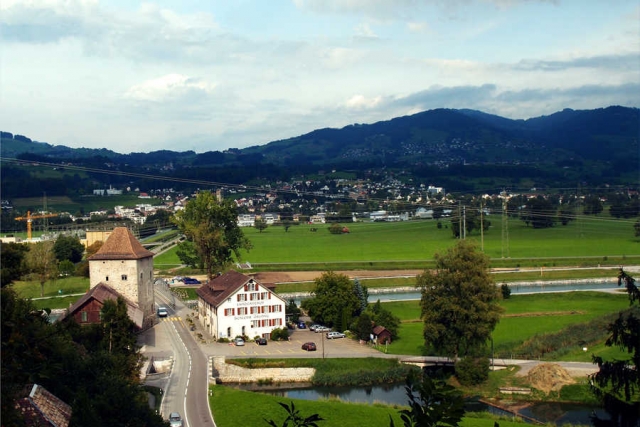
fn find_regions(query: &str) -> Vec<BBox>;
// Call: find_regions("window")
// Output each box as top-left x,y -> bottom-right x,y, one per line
105,276 -> 109,281
81,311 -> 88,322
224,308 -> 235,316
122,274 -> 128,280
237,294 -> 247,302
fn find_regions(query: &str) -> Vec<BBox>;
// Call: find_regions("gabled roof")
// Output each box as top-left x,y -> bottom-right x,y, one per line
62,283 -> 144,328
88,227 -> 154,260
15,384 -> 72,427
196,270 -> 277,307
372,325 -> 390,335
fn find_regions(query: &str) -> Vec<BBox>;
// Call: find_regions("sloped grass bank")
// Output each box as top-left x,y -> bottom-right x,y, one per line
209,385 -> 531,427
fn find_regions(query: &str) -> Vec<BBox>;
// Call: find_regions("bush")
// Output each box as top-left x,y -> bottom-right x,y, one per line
501,283 -> 511,299
455,356 -> 490,386
328,223 -> 343,234
270,326 -> 290,341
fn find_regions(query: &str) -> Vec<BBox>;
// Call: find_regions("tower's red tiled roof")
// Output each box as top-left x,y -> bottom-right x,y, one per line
15,384 -> 72,427
88,227 -> 154,260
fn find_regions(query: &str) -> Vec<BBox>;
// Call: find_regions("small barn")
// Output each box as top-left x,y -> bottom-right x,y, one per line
372,325 -> 392,344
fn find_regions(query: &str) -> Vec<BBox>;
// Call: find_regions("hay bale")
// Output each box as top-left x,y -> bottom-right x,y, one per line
526,363 -> 575,394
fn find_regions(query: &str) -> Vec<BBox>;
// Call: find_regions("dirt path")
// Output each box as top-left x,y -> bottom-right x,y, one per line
251,270 -> 423,283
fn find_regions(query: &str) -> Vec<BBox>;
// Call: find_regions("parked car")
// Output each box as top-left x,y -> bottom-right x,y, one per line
301,342 -> 317,351
256,337 -> 267,345
234,337 -> 245,346
308,324 -> 318,332
326,331 -> 345,339
315,326 -> 331,333
169,412 -> 183,427
182,277 -> 201,285
297,321 -> 306,329
157,306 -> 168,317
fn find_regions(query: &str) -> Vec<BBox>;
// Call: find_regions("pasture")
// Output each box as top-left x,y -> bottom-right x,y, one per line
153,215 -> 639,269
381,291 -> 631,359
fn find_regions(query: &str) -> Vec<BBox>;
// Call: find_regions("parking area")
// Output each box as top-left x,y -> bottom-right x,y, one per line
203,328 -> 384,358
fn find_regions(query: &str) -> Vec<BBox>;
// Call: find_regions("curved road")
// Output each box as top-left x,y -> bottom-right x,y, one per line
146,286 -> 216,427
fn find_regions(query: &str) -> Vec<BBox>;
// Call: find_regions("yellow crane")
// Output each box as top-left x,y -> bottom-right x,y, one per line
14,211 -> 59,240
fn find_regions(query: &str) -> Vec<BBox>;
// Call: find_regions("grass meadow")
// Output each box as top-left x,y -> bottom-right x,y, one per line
209,385 -> 530,427
380,291 -> 631,360
153,215 -> 639,269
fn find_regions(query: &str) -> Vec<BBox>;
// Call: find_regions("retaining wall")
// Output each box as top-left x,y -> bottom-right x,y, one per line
211,356 -> 315,384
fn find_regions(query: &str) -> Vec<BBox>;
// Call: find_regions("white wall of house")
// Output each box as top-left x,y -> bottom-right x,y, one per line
199,282 -> 286,340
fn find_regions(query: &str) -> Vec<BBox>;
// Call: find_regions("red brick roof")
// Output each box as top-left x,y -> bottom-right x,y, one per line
88,227 -> 154,260
15,384 -> 72,427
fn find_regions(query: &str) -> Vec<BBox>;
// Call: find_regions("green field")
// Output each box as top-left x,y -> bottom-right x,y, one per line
380,292 -> 631,358
10,194 -> 162,214
153,216 -> 639,269
209,385 -> 530,427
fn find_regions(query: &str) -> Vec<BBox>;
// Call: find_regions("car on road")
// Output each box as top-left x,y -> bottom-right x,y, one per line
157,306 -> 168,317
297,321 -> 307,329
326,331 -> 345,339
234,337 -> 245,346
301,342 -> 317,351
256,337 -> 267,345
169,412 -> 183,427
182,277 -> 201,285
315,326 -> 331,333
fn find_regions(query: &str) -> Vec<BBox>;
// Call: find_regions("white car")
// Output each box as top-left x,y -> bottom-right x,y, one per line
169,412 -> 183,427
157,306 -> 168,317
326,331 -> 345,339
234,337 -> 245,346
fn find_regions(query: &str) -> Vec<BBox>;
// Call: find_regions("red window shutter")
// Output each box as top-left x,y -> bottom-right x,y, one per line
233,308 -> 235,315
244,284 -> 248,292
268,293 -> 271,299
255,284 -> 259,291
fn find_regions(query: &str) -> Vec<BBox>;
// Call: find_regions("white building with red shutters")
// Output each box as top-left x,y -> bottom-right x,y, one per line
195,270 -> 287,340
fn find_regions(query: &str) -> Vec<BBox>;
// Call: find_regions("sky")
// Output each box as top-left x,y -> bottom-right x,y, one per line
1,0 -> 639,154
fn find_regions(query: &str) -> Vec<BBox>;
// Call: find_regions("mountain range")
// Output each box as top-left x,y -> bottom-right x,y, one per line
2,106 -> 638,193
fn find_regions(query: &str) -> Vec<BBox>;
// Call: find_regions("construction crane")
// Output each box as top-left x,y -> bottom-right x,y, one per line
14,211 -> 59,240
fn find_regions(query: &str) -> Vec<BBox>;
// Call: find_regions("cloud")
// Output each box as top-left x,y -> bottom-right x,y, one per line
514,53 -> 639,72
407,21 -> 429,32
344,94 -> 383,109
125,74 -> 217,102
354,22 -> 378,39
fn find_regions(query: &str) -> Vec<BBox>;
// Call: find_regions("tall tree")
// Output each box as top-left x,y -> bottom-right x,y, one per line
0,242 -> 29,286
53,234 -> 85,263
520,196 -> 555,228
417,240 -> 503,360
302,272 -> 360,330
352,278 -> 368,316
25,240 -> 58,297
590,268 -> 640,425
255,218 -> 268,233
173,191 -> 252,279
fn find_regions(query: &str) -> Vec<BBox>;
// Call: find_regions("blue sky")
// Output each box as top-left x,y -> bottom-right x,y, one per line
1,0 -> 638,154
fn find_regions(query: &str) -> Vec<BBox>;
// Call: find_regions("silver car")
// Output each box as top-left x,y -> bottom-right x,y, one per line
169,412 -> 183,427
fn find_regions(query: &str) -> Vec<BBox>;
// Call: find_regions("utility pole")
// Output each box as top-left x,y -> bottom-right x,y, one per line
462,205 -> 466,240
501,191 -> 510,258
480,200 -> 484,252
458,202 -> 462,239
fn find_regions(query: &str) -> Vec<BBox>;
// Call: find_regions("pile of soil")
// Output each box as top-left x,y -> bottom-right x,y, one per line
526,363 -> 576,394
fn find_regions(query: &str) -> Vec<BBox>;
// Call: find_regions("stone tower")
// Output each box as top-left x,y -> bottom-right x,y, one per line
88,227 -> 155,328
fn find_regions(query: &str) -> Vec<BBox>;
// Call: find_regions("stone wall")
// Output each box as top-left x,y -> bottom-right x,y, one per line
211,356 -> 314,384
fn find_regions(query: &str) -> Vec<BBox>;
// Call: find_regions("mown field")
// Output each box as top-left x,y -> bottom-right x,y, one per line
381,291 -> 631,360
153,215 -> 639,269
209,385 -> 530,427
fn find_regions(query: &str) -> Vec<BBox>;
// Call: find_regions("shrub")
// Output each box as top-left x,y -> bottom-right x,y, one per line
501,283 -> 511,299
270,326 -> 290,341
328,223 -> 343,234
455,356 -> 490,386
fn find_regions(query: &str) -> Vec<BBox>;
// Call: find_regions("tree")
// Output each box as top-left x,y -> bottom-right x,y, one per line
53,234 -> 85,263
353,312 -> 374,341
255,219 -> 268,233
390,371 -> 465,427
58,259 -> 75,276
173,191 -> 252,280
583,195 -> 603,215
0,242 -> 28,286
176,240 -> 204,269
328,223 -> 343,234
282,219 -> 293,232
371,300 -> 401,340
302,272 -> 360,330
352,278 -> 368,316
590,268 -> 640,425
26,240 -> 58,297
417,240 -> 503,361
265,401 -> 324,427
520,196 -> 555,228
286,299 -> 301,323
634,219 -> 640,238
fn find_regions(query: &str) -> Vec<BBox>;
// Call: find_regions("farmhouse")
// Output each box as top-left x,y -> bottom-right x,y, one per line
196,271 -> 286,340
